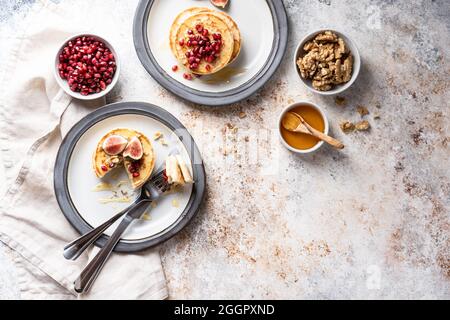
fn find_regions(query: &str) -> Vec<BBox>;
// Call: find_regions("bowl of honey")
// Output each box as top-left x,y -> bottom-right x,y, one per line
278,101 -> 329,154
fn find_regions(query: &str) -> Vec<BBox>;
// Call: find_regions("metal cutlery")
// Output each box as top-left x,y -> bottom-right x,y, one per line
74,169 -> 172,293
64,148 -> 179,261
63,168 -> 167,260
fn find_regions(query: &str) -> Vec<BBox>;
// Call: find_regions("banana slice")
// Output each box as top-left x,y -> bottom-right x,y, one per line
175,155 -> 193,184
165,155 -> 184,185
165,155 -> 194,185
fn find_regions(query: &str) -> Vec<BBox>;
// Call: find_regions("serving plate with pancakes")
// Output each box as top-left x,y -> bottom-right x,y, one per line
54,102 -> 206,252
133,0 -> 288,106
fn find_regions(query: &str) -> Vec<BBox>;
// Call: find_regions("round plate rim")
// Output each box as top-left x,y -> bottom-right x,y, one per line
54,101 -> 206,252
132,0 -> 289,106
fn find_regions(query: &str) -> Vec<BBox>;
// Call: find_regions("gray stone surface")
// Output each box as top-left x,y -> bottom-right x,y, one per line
0,0 -> 449,299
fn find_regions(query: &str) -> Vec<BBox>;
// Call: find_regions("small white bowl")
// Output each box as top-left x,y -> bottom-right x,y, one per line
54,33 -> 120,100
278,101 -> 329,154
294,29 -> 361,96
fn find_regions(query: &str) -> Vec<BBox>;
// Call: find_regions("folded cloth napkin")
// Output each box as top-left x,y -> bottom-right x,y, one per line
0,0 -> 168,299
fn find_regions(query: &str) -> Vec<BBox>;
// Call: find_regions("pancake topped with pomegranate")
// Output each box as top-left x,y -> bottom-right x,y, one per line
92,128 -> 155,189
170,7 -> 241,75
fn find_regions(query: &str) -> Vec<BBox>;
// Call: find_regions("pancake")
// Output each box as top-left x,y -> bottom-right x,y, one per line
175,13 -> 234,74
169,7 -> 241,64
207,10 -> 241,63
92,128 -> 155,189
169,7 -> 205,58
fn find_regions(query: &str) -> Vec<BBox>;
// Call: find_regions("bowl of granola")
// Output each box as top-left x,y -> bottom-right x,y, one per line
294,29 -> 360,95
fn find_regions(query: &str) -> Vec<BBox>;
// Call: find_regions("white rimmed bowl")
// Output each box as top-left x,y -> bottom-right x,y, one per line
54,33 -> 121,100
278,101 -> 329,154
294,29 -> 361,96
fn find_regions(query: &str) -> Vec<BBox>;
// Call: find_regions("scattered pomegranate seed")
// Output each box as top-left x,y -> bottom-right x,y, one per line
172,65 -> 178,72
183,73 -> 193,80
132,172 -> 140,178
58,36 -> 116,95
101,165 -> 108,172
205,64 -> 212,71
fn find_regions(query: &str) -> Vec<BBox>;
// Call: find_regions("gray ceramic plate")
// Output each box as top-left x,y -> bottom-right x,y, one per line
54,102 -> 206,252
133,0 -> 288,106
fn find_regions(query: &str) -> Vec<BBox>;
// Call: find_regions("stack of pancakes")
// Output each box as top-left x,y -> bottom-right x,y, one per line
170,7 -> 241,75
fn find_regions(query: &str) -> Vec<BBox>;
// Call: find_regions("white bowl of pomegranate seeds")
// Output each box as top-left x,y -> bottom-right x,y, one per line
54,34 -> 120,100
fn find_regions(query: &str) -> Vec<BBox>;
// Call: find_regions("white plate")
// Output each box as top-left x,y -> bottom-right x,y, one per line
146,0 -> 275,92
67,114 -> 193,240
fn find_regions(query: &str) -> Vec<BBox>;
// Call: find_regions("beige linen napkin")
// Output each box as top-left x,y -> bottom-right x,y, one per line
0,0 -> 167,299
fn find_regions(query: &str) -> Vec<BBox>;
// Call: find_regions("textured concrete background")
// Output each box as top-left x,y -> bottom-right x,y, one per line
0,0 -> 449,299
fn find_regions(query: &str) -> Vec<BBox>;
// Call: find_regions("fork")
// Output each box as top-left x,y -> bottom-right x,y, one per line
74,170 -> 172,293
63,168 -> 168,260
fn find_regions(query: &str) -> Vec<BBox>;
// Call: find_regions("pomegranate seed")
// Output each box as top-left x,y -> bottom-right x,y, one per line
132,172 -> 140,178
183,73 -> 193,80
202,29 -> 209,36
172,65 -> 178,72
187,29 -> 193,35
205,64 -> 212,71
101,165 -> 108,171
178,39 -> 185,46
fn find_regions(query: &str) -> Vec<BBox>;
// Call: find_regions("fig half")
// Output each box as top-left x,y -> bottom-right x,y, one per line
123,136 -> 143,160
210,0 -> 229,8
102,135 -> 128,155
